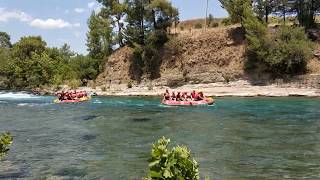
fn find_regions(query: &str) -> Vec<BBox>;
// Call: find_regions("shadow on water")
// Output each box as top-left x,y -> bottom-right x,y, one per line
131,118 -> 152,122
75,115 -> 99,121
0,172 -> 28,179
81,134 -> 97,141
54,167 -> 88,178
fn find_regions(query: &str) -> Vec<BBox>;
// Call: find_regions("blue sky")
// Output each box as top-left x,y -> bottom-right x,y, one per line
0,0 -> 227,54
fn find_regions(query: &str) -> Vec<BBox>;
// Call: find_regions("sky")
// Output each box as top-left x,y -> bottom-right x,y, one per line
0,0 -> 227,54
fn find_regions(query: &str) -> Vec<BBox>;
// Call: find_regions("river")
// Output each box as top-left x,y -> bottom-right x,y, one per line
0,91 -> 320,179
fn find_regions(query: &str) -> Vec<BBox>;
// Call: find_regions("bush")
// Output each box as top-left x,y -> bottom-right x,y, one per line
243,7 -> 314,76
0,132 -> 13,157
101,86 -> 107,91
221,18 -> 232,26
179,26 -> 185,31
68,79 -> 82,89
211,22 -> 219,28
246,25 -> 314,75
127,81 -> 133,88
144,137 -> 200,180
165,38 -> 183,55
194,23 -> 202,29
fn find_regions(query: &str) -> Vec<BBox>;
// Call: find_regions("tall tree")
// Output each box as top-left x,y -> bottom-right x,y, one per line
97,0 -> 127,47
12,36 -> 46,60
293,0 -> 320,28
0,32 -> 12,48
146,0 -> 179,31
125,0 -> 147,45
125,0 -> 178,45
124,0 -> 178,79
253,0 -> 277,23
86,11 -> 113,60
219,0 -> 252,25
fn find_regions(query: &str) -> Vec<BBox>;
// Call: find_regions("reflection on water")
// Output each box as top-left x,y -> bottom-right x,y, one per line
0,93 -> 320,179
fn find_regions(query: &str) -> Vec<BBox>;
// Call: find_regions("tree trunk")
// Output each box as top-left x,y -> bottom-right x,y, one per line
117,18 -> 123,47
265,7 -> 269,24
141,1 -> 145,45
148,0 -> 157,30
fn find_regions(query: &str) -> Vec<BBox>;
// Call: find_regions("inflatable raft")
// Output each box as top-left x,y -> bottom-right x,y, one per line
162,98 -> 215,106
54,96 -> 91,104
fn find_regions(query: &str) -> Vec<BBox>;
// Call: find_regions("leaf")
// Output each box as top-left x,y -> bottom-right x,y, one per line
148,160 -> 160,167
163,169 -> 173,178
149,170 -> 161,178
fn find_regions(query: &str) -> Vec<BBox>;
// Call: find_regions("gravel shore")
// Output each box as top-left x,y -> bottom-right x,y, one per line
70,80 -> 320,97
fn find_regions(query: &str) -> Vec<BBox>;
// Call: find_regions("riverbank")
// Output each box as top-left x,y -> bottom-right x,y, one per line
45,80 -> 320,97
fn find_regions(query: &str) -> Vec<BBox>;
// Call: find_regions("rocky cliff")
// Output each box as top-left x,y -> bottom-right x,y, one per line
95,26 -> 320,88
95,26 -> 246,87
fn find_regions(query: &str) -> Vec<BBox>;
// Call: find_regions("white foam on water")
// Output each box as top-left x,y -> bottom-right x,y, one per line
17,103 -> 31,107
93,100 -> 102,104
17,102 -> 52,107
0,92 -> 39,100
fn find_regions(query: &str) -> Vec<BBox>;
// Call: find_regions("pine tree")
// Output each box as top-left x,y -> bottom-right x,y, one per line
97,0 -> 127,47
86,11 -> 112,60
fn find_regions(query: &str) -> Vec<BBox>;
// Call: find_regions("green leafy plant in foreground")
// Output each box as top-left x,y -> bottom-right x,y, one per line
0,132 -> 13,157
144,137 -> 200,180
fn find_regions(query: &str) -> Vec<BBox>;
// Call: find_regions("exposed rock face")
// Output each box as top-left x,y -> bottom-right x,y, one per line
95,46 -> 133,86
95,26 -> 246,87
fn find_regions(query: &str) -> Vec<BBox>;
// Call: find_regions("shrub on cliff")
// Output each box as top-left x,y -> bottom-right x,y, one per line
144,137 -> 200,180
243,7 -> 314,76
0,132 -> 13,158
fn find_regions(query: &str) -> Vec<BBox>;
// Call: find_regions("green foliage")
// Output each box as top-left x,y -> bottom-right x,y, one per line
144,137 -> 200,180
0,34 -> 103,89
211,22 -> 219,28
0,47 -> 11,75
220,0 -> 319,28
147,0 -> 179,31
12,36 -> 46,60
0,132 -> 13,158
87,11 -> 112,60
221,18 -> 232,26
219,0 -> 251,24
129,44 -> 144,81
294,0 -> 320,28
70,55 -> 101,81
0,32 -> 12,48
127,80 -> 133,88
165,37 -> 183,55
68,79 -> 82,89
194,23 -> 202,29
123,0 -> 178,79
5,40 -> 58,88
243,7 -> 314,75
97,0 -> 127,46
253,0 -> 278,23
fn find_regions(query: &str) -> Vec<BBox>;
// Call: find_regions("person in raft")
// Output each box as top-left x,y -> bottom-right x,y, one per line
57,90 -> 88,101
191,90 -> 197,100
171,91 -> 176,101
164,89 -> 170,100
163,90 -> 204,101
176,92 -> 182,101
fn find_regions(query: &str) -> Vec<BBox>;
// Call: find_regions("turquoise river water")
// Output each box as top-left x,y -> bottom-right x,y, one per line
0,91 -> 320,179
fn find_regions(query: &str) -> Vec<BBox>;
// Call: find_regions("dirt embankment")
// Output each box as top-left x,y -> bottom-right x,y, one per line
95,26 -> 246,87
94,25 -> 320,94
